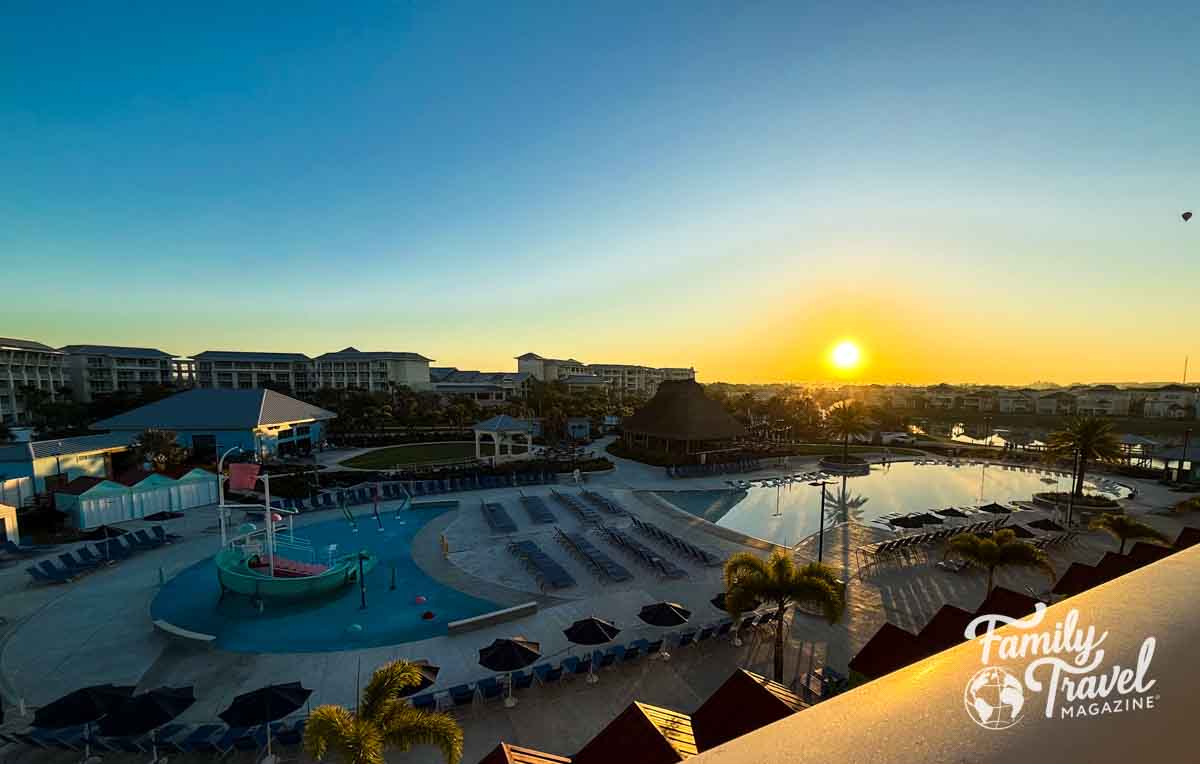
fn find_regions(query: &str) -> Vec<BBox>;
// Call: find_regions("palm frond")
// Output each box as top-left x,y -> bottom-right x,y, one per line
996,540 -> 1055,581
360,660 -> 427,722
723,551 -> 769,591
785,574 -> 845,624
377,705 -> 464,764
304,704 -> 359,763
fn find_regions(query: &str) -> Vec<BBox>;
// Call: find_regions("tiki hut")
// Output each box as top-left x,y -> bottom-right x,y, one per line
620,380 -> 747,456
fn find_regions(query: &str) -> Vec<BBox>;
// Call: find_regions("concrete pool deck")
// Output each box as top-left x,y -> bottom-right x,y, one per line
1,436 -> 1195,763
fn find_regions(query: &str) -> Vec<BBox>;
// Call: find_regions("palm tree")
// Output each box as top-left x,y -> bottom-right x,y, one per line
1046,415 -> 1123,497
305,660 -> 463,764
945,529 -> 1055,594
1091,512 -> 1169,554
133,429 -> 187,470
824,402 -> 871,463
723,551 -> 845,682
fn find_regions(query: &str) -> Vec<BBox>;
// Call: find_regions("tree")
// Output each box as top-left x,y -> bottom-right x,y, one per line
305,660 -> 463,764
133,429 -> 187,470
945,529 -> 1055,594
1046,415 -> 1122,497
824,401 -> 871,463
1090,512 -> 1169,554
0,422 -> 12,444
723,550 -> 845,682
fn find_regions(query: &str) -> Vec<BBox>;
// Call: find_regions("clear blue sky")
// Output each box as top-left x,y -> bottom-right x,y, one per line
2,2 -> 1197,383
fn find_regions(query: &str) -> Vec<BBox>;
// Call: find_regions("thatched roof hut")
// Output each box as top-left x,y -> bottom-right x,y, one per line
621,379 -> 747,455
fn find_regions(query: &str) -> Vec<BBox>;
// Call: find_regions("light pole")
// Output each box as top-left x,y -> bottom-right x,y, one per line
358,552 -> 368,610
217,445 -> 243,546
808,480 -> 833,563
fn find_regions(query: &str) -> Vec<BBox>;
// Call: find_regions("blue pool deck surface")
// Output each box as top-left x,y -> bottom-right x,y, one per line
151,502 -> 498,652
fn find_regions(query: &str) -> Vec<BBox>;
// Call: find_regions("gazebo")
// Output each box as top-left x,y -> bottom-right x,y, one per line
620,379 -> 747,456
472,415 -> 534,464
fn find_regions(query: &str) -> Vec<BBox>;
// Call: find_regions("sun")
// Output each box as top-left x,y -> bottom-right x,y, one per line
831,340 -> 862,370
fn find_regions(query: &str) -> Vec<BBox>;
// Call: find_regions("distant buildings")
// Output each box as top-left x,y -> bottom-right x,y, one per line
59,344 -> 175,402
193,347 -> 435,393
0,338 -> 68,426
430,367 -> 532,405
193,351 -> 313,392
515,352 -> 696,397
1143,384 -> 1198,419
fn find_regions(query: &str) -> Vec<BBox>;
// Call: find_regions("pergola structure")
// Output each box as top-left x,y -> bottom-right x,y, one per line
621,379 -> 747,456
472,415 -> 534,464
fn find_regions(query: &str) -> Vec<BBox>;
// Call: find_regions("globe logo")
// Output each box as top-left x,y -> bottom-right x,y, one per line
964,666 -> 1026,730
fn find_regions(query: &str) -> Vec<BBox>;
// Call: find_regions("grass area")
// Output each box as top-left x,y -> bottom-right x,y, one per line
340,441 -> 506,469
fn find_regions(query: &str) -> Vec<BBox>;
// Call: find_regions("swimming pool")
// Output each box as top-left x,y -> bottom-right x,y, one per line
653,461 -> 1131,547
151,502 -> 498,652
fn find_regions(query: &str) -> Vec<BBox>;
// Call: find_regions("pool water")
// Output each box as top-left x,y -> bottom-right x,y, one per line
654,462 -> 1130,547
151,503 -> 498,652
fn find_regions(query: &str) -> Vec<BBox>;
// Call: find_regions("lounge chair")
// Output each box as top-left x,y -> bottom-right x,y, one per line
676,630 -> 697,648
510,670 -> 534,690
477,677 -> 504,702
130,529 -> 163,550
58,551 -> 99,573
29,560 -> 74,584
321,493 -> 335,509
562,655 -> 593,679
532,664 -> 562,685
273,719 -> 307,748
448,684 -> 475,708
151,524 -> 182,543
410,693 -> 436,711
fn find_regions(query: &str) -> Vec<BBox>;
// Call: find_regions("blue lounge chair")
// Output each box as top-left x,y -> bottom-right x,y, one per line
195,726 -> 252,756
75,546 -> 111,567
533,664 -> 562,686
510,670 -> 534,690
274,719 -> 306,747
448,684 -> 474,707
562,655 -> 592,678
165,724 -> 222,754
125,530 -> 158,551
151,524 -> 182,543
676,630 -> 697,648
58,551 -> 98,573
29,560 -> 74,583
593,649 -> 618,670
477,677 -> 504,702
622,646 -> 643,664
3,539 -> 56,555
410,693 -> 436,711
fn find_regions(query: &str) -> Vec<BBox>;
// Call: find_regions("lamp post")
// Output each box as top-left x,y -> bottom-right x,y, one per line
358,552 -> 368,610
217,446 -> 243,547
1065,448 -> 1081,527
808,480 -> 833,563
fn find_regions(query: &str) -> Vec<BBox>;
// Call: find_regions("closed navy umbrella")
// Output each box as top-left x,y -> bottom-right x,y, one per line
710,592 -> 760,613
639,602 -> 690,661
98,686 -> 195,761
564,618 -> 621,685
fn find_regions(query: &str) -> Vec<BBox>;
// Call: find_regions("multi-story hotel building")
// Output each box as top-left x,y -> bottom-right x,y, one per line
59,345 -> 175,402
515,352 -> 696,397
192,351 -> 315,392
0,338 -> 69,425
312,348 -> 433,392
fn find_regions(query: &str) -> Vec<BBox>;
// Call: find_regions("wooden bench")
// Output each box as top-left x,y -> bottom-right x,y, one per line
447,602 -> 538,635
153,619 -> 216,643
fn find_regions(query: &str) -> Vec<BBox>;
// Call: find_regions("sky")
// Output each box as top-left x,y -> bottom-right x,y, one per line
2,1 -> 1197,385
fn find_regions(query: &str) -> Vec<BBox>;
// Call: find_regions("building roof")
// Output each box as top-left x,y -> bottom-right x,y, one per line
313,346 -> 433,363
515,352 -> 545,361
976,586 -> 1041,620
915,605 -> 976,654
691,670 -> 807,752
59,344 -> 173,358
621,380 -> 748,441
473,415 -> 533,433
847,623 -> 928,680
192,350 -> 312,362
431,368 -> 531,385
0,432 -> 136,463
479,743 -> 571,764
0,337 -> 64,354
1051,562 -> 1102,596
574,702 -> 697,764
90,388 -> 336,431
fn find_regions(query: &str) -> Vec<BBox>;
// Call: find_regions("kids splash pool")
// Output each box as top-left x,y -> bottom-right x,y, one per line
652,461 -> 1131,547
151,502 -> 498,652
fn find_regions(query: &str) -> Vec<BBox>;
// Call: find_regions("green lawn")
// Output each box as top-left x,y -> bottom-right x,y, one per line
339,441 -> 497,469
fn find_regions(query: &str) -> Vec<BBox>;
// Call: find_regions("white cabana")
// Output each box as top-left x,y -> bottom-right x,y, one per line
55,468 -> 220,529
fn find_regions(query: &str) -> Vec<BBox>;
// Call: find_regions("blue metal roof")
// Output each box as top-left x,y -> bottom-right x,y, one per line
90,388 -> 336,430
59,345 -> 173,358
192,350 -> 312,362
0,432 -> 136,462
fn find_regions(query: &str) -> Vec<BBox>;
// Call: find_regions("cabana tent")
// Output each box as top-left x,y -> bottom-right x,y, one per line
55,468 -> 218,529
55,477 -> 137,529
166,467 -> 219,509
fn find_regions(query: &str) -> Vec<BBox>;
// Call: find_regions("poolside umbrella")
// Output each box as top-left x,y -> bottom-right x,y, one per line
219,682 -> 312,758
978,502 -> 1013,514
710,592 -> 761,613
1029,518 -> 1065,532
1008,525 -> 1037,539
935,508 -> 969,518
98,686 -> 195,762
33,684 -> 134,762
888,515 -> 925,529
479,638 -> 541,708
913,512 -> 944,525
396,663 -> 440,698
639,602 -> 691,660
564,617 -> 621,684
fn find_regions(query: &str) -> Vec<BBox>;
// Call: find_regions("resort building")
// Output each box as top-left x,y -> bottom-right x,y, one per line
430,367 -> 532,405
312,347 -> 433,392
996,389 -> 1037,413
172,356 -> 197,387
59,344 -> 176,402
90,387 -> 337,460
1071,384 -> 1134,416
1036,390 -> 1076,416
959,389 -> 997,412
515,352 -> 696,397
563,374 -> 613,395
0,432 -> 136,496
1143,384 -> 1198,419
0,337 -> 69,426
926,385 -> 959,409
193,351 -> 314,392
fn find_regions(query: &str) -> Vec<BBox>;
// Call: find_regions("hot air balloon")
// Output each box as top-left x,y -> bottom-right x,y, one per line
1184,211 -> 1193,222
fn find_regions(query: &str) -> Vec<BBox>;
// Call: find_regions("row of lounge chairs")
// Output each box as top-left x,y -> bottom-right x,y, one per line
1030,532 -> 1080,549
1,718 -> 306,757
26,526 -> 179,585
550,490 -> 603,527
481,501 -> 518,534
407,620 -> 757,712
856,518 -> 1011,569
580,490 -> 627,515
629,516 -> 723,566
519,495 -> 557,524
666,459 -> 763,478
553,527 -> 632,582
1,539 -> 58,558
599,527 -> 688,579
508,540 -> 576,590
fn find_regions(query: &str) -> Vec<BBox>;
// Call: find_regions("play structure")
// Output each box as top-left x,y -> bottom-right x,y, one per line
213,460 -> 398,603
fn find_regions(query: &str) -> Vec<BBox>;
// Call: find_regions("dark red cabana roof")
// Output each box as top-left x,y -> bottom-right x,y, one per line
917,605 -> 976,653
574,702 -> 697,764
1174,527 -> 1200,550
1094,552 -> 1142,583
479,743 -> 571,764
976,587 -> 1041,620
1127,541 -> 1174,566
848,623 -> 929,681
1051,562 -> 1102,597
691,669 -> 808,752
